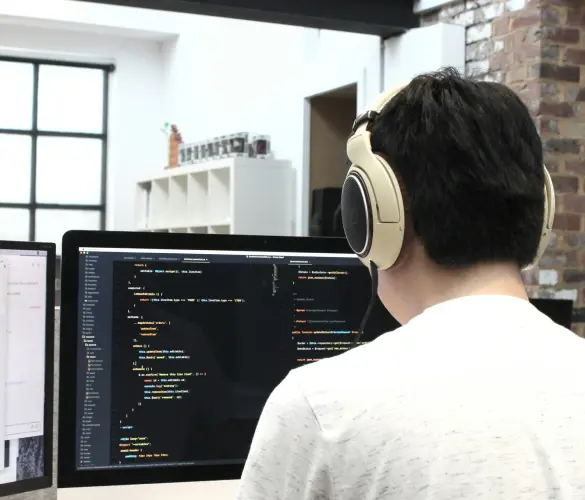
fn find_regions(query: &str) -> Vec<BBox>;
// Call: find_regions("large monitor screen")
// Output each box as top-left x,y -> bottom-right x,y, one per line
58,233 -> 399,487
0,243 -> 55,497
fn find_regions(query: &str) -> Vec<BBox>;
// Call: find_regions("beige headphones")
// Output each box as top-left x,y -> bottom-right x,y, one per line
340,85 -> 556,271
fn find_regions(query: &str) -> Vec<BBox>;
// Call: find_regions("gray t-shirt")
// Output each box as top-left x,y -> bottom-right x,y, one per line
236,295 -> 585,499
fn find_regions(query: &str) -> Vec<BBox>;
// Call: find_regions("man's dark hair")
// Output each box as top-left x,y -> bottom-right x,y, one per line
370,67 -> 545,269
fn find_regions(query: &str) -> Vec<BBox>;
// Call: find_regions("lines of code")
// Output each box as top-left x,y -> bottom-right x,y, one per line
108,258 -> 396,468
292,267 -> 362,364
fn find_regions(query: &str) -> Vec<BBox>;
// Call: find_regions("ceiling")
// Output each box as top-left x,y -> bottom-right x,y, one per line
72,0 -> 418,38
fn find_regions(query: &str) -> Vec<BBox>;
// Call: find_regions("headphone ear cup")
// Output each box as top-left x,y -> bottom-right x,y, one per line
341,172 -> 373,257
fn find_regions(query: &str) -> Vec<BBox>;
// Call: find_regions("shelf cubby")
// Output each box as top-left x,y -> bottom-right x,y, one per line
169,174 -> 189,226
187,172 -> 208,227
135,158 -> 293,236
208,167 -> 231,225
151,178 -> 170,228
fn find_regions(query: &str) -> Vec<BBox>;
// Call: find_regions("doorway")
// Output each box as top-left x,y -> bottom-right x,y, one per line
307,83 -> 358,234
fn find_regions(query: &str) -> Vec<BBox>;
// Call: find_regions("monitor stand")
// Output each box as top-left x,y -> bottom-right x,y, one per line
57,480 -> 239,500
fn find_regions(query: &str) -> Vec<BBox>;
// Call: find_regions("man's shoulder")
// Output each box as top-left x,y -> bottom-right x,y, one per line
287,327 -> 411,420
293,328 -> 401,381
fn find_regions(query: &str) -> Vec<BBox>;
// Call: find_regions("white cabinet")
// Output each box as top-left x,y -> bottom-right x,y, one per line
135,158 -> 294,236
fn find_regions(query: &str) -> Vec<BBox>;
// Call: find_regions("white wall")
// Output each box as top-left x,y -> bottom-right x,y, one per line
384,23 -> 466,89
0,1 -> 466,239
160,18 -> 306,233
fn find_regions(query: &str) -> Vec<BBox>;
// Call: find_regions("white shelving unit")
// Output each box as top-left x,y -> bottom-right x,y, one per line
135,157 -> 293,235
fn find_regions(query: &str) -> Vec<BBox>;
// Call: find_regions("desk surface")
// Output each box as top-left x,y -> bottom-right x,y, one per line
57,480 -> 239,500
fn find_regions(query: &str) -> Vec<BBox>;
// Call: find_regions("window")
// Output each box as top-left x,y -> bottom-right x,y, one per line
0,56 -> 112,253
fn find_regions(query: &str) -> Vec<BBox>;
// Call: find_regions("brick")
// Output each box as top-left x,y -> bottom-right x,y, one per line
539,269 -> 559,285
553,213 -> 582,231
564,232 -> 585,247
513,44 -> 541,65
552,175 -> 579,193
511,9 -> 541,30
542,82 -> 561,100
522,268 -> 539,286
538,117 -> 559,135
566,8 -> 585,26
564,48 -> 585,66
468,59 -> 490,76
467,23 -> 491,43
466,0 -> 495,7
477,3 -> 505,22
537,287 -> 557,299
538,101 -> 574,117
508,66 -> 528,84
541,6 -> 562,26
539,63 -> 580,82
562,120 -> 585,138
541,249 -> 579,267
566,159 -> 585,175
543,27 -> 581,44
554,289 -> 579,301
511,28 -> 528,49
564,194 -> 585,212
493,39 -> 505,53
543,154 -> 561,170
451,10 -> 475,26
490,52 -> 509,71
466,40 -> 490,61
483,71 -> 504,83
437,1 -> 465,20
516,81 -> 540,103
564,270 -> 585,286
542,45 -> 560,62
492,17 -> 510,37
543,138 -> 581,154
563,86 -> 585,102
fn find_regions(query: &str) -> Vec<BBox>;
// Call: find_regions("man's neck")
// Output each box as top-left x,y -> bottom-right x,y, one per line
394,261 -> 528,324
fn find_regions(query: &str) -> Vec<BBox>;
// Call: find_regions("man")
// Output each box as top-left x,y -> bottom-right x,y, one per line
236,69 -> 585,499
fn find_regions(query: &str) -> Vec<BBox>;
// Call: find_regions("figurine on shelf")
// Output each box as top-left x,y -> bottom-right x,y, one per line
161,122 -> 183,169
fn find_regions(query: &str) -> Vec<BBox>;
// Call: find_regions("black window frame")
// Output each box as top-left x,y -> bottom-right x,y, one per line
0,55 -> 115,241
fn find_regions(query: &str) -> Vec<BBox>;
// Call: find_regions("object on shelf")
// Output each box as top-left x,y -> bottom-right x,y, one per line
177,132 -> 272,166
161,123 -> 183,169
229,133 -> 248,157
249,134 -> 271,158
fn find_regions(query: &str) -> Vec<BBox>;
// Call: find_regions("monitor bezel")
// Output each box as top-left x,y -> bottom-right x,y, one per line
0,240 -> 55,498
58,230 -> 355,488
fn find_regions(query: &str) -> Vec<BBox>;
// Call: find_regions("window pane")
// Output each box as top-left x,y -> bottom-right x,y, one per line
35,209 -> 101,254
0,61 -> 34,130
0,134 -> 32,203
37,65 -> 104,134
0,208 -> 30,241
36,137 -> 102,205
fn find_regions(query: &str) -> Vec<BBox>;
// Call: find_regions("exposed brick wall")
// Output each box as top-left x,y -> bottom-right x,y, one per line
535,0 -> 585,337
420,0 -> 506,80
420,0 -> 585,337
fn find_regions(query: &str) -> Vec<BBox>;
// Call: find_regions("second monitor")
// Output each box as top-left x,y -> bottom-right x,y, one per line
58,232 -> 399,488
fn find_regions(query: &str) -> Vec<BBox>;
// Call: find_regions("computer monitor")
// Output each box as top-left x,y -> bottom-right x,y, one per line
58,231 -> 400,489
529,298 -> 573,329
0,241 -> 55,498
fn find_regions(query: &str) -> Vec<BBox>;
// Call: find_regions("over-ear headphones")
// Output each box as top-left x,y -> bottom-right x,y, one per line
340,85 -> 556,271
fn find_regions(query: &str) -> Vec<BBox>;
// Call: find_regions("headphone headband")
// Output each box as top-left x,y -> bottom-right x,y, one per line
351,85 -> 406,135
